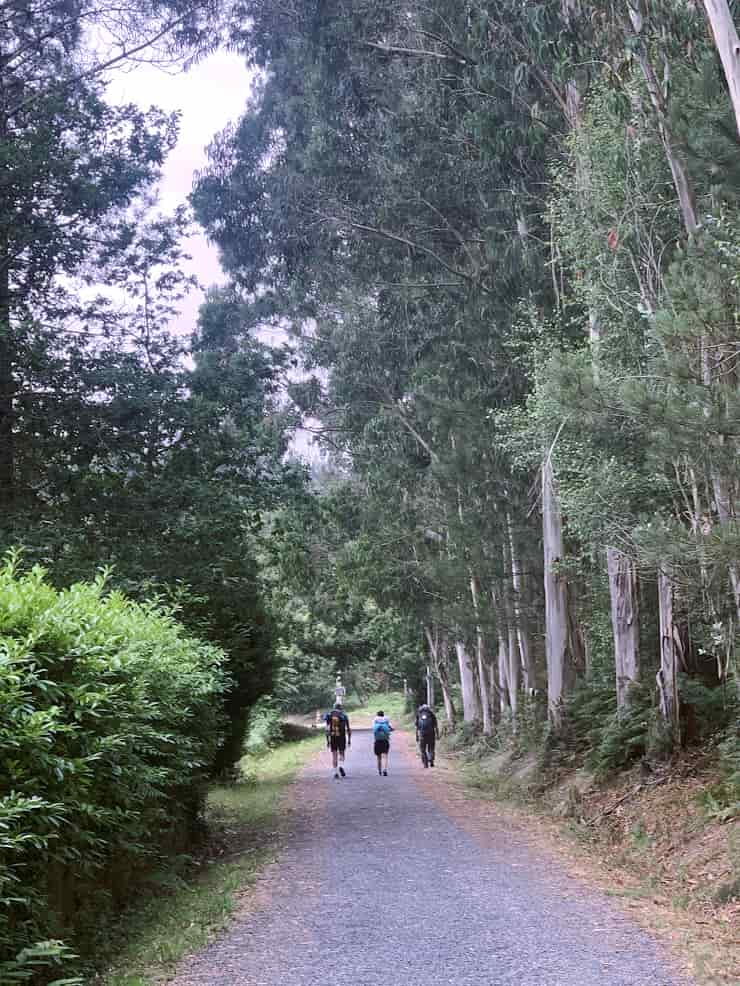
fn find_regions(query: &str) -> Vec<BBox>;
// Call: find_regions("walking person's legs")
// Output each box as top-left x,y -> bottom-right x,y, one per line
420,735 -> 429,767
375,739 -> 388,774
330,738 -> 346,778
428,736 -> 436,766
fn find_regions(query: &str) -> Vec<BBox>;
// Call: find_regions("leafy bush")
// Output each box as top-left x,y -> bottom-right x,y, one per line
586,685 -> 655,776
0,557 -> 227,980
244,698 -> 284,754
445,719 -> 483,751
679,674 -> 738,741
713,716 -> 740,820
272,644 -> 337,714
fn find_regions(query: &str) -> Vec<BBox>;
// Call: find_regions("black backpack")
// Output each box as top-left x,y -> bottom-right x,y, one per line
418,710 -> 433,735
329,710 -> 345,737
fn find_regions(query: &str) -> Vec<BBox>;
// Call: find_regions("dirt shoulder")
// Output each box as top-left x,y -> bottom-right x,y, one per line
400,734 -> 739,986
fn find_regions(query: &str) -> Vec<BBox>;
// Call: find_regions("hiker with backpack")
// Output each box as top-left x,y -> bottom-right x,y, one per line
415,703 -> 439,768
372,710 -> 393,776
324,703 -> 351,779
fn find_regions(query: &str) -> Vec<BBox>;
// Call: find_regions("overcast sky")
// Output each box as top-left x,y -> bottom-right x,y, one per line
105,52 -> 323,462
106,51 -> 254,335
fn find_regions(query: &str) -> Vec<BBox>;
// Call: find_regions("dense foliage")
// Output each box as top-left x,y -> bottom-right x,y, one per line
3,0 -> 740,977
0,2 -> 316,978
0,558 -> 227,980
193,0 -> 740,772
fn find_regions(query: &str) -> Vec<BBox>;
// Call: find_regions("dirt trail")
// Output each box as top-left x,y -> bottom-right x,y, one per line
171,729 -> 693,986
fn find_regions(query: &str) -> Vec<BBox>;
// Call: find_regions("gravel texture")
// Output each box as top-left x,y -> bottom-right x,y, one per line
171,729 -> 691,986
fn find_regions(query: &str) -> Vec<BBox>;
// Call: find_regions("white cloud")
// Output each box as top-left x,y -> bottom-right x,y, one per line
106,52 -> 254,334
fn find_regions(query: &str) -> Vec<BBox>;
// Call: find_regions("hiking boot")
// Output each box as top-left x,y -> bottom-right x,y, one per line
334,772 -> 339,779
339,766 -> 346,777
383,770 -> 388,776
430,761 -> 435,767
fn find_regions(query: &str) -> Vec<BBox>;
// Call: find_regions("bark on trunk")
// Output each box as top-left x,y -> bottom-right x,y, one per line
0,261 -> 14,505
702,0 -> 740,137
426,664 -> 435,708
455,639 -> 481,723
424,625 -> 456,728
507,513 -> 537,693
542,457 -> 577,728
437,660 -> 456,728
657,566 -> 682,741
497,631 -> 509,717
469,575 -> 493,735
711,471 -> 740,624
607,547 -> 641,711
626,8 -> 699,235
507,622 -> 520,723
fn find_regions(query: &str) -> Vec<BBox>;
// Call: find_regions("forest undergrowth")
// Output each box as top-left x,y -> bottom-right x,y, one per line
96,730 -> 322,986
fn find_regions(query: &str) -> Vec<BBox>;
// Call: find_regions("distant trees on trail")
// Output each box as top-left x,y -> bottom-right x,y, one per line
194,0 -> 739,769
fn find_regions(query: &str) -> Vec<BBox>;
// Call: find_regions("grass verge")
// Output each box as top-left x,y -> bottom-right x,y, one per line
344,690 -> 408,722
96,732 -> 322,986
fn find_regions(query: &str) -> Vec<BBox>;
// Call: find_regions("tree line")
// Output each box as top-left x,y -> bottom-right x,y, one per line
0,2 -> 308,977
2,0 -> 740,978
193,0 -> 740,764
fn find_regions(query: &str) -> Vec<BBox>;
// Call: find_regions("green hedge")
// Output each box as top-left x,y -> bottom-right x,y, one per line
0,557 -> 228,979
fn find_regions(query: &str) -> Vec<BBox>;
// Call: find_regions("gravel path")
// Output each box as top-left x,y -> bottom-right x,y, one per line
172,730 -> 691,986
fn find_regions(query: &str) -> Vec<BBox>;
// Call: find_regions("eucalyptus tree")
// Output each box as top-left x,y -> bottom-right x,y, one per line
528,0 -> 740,740
701,0 -> 740,135
194,0 -> 569,723
193,0 -> 738,756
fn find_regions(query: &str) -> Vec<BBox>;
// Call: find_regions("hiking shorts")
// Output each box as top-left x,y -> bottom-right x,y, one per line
330,736 -> 346,753
374,738 -> 390,756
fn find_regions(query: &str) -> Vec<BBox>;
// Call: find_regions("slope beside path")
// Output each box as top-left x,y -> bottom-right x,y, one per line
171,728 -> 691,986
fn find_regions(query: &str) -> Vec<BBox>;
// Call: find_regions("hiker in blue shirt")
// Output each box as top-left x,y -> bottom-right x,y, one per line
372,710 -> 393,776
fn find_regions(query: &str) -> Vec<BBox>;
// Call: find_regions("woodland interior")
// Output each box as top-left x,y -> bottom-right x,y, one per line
0,1 -> 739,983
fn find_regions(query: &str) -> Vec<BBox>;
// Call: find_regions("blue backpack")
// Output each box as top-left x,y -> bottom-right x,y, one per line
374,720 -> 390,740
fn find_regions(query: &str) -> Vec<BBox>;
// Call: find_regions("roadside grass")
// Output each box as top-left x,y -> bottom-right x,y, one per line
97,733 -> 322,986
345,690 -> 408,722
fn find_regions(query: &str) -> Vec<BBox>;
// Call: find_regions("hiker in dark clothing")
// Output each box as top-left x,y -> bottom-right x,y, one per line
415,704 -> 440,768
324,703 -> 351,779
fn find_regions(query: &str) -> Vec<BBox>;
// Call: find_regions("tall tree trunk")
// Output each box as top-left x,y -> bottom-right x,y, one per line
507,512 -> 536,692
607,547 -> 641,711
437,655 -> 457,729
0,259 -> 14,506
455,639 -> 481,723
711,468 -> 740,624
469,575 -> 493,735
626,8 -> 699,234
499,545 -> 521,723
628,10 -> 740,626
542,457 -> 577,728
424,625 -> 456,727
426,664 -> 435,707
497,630 -> 510,717
507,621 -> 520,723
702,0 -> 740,137
656,566 -> 682,741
